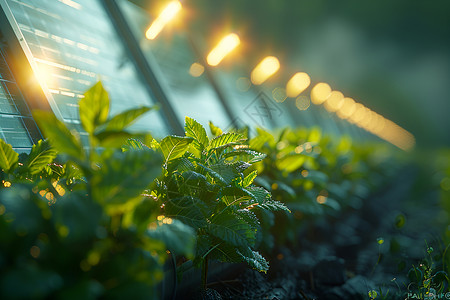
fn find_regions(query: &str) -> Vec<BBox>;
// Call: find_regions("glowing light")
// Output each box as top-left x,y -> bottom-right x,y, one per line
2,181 -> 11,188
145,1 -> 182,40
251,56 -> 280,85
348,103 -> 367,124
206,33 -> 240,66
310,83 -> 331,105
189,62 -> 204,77
295,96 -> 311,111
336,97 -> 356,119
316,195 -> 327,204
286,72 -> 311,98
324,91 -> 344,112
272,88 -> 287,103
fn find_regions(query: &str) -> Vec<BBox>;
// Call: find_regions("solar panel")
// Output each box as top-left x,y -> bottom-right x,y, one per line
4,0 -> 169,137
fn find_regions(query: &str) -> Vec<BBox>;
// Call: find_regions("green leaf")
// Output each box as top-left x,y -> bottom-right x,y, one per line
91,149 -> 163,204
209,121 -> 223,137
196,163 -> 227,186
242,170 -> 258,187
223,149 -> 266,164
185,117 -> 208,151
245,186 -> 271,204
32,111 -> 84,160
209,163 -> 238,184
102,106 -> 151,132
208,213 -> 256,247
147,219 -> 196,258
249,128 -> 274,150
79,81 -> 109,134
164,196 -> 208,229
275,154 -> 306,172
160,135 -> 194,165
95,131 -> 133,148
258,200 -> 291,213
25,139 -> 57,175
237,248 -> 269,272
124,138 -> 150,151
0,138 -> 18,173
208,132 -> 245,150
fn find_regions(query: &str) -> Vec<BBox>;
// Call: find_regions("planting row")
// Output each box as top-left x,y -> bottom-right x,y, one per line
0,82 -> 399,299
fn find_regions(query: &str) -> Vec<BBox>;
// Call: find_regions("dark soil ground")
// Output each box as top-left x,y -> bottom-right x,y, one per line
175,165 -> 446,300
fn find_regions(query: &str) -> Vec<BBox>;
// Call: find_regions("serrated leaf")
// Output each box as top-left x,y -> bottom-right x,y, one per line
258,200 -> 291,213
208,213 -> 256,247
147,219 -> 196,258
196,163 -> 227,186
236,209 -> 260,229
275,154 -> 305,172
223,149 -> 266,164
185,117 -> 208,151
209,121 -> 222,137
91,149 -> 163,204
124,138 -> 150,150
102,106 -> 151,132
242,170 -> 258,187
208,132 -> 245,150
160,135 -> 194,165
245,186 -> 271,203
0,138 -> 18,173
237,249 -> 269,272
33,110 -> 84,160
167,157 -> 195,174
79,81 -> 109,134
209,163 -> 238,184
164,196 -> 208,229
25,139 -> 57,175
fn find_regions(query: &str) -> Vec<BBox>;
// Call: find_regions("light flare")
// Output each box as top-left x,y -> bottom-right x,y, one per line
145,1 -> 182,40
206,33 -> 240,66
251,56 -> 280,85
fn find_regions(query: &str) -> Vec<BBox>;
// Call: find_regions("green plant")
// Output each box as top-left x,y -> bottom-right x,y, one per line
0,82 -> 195,299
154,117 -> 290,290
406,243 -> 449,299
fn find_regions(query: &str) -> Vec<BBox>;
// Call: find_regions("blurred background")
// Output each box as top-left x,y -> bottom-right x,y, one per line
0,0 -> 449,151
130,0 -> 450,148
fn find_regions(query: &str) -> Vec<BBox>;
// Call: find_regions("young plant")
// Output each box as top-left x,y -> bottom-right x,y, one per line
155,117 -> 290,290
0,82 -> 195,299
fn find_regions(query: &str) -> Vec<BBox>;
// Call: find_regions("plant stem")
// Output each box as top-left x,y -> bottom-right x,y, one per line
201,256 -> 209,291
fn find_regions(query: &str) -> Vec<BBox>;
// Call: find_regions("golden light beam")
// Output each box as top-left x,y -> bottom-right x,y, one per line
251,56 -> 280,85
145,1 -> 182,40
206,33 -> 240,66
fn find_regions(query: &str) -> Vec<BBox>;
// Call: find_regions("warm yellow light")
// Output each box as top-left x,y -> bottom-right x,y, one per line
189,62 -> 204,77
348,103 -> 366,124
316,195 -> 327,204
251,56 -> 280,85
324,91 -> 344,112
336,97 -> 356,119
206,33 -> 240,66
286,72 -> 311,98
310,83 -> 331,105
145,1 -> 182,40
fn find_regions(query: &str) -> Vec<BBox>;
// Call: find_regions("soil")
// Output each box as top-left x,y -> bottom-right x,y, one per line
176,165 -> 445,300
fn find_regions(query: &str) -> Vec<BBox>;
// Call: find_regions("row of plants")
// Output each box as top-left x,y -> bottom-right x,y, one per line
0,82 -> 442,299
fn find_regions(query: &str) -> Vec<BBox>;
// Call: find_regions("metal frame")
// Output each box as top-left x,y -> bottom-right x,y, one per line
101,0 -> 184,135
